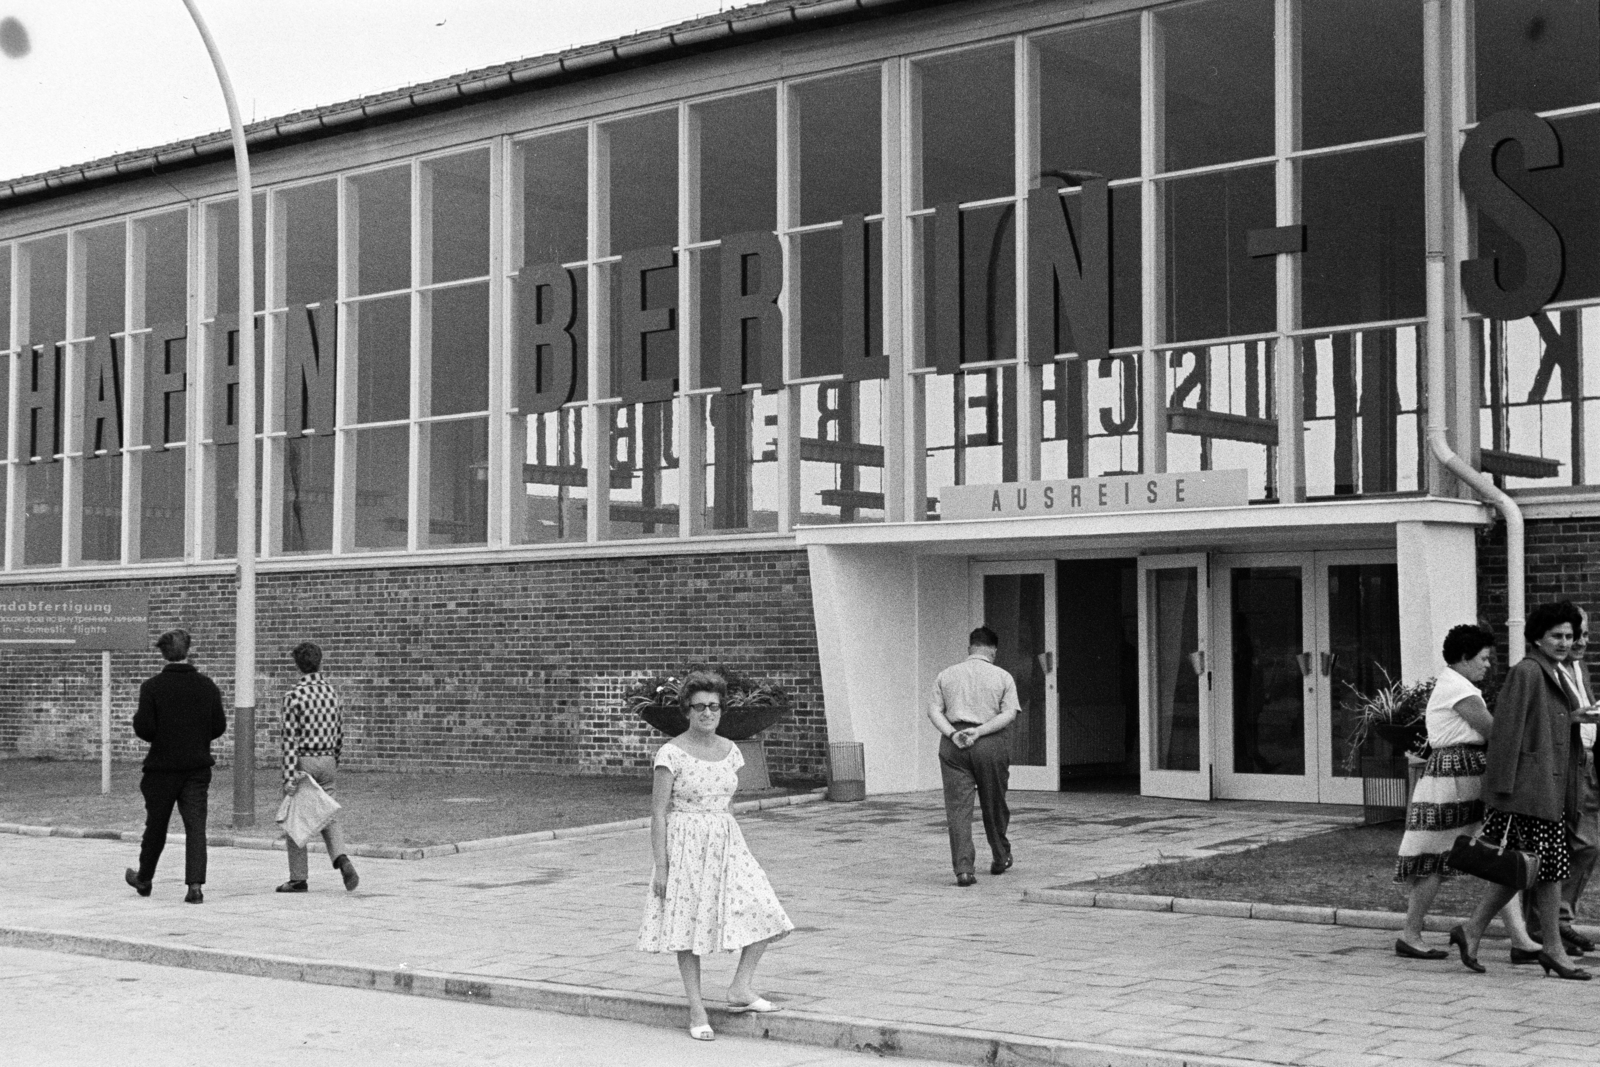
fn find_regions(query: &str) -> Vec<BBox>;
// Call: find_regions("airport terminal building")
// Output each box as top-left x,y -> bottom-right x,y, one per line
0,0 -> 1596,802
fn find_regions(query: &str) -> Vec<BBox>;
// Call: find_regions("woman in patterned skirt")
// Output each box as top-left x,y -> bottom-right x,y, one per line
1395,624 -> 1541,960
1454,601 -> 1600,979
639,669 -> 793,1040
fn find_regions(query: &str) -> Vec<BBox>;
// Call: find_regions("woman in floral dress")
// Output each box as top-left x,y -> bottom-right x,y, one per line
639,669 -> 793,1041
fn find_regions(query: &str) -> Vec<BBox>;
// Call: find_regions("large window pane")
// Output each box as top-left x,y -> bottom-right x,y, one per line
1164,341 -> 1277,501
81,223 -> 126,563
1301,0 -> 1422,150
1303,326 -> 1423,497
795,222 -> 883,379
208,195 -> 266,317
520,129 -> 588,267
701,390 -> 779,533
427,283 -> 488,416
926,366 -> 1018,518
21,236 -> 66,566
606,111 -> 677,254
136,213 -> 186,562
282,434 -> 333,554
426,148 -> 490,284
140,446 -> 184,560
352,425 -> 409,549
694,91 -> 775,242
353,295 -> 410,424
1041,354 -> 1142,480
606,400 -> 678,539
916,203 -> 1016,368
519,408 -> 587,544
424,418 -> 487,546
794,70 -> 881,225
1039,17 -> 1141,182
1476,0 -> 1600,117
798,381 -> 885,525
1301,144 -> 1426,329
1479,310 -> 1600,489
917,45 -> 1013,207
1157,0 -> 1274,171
281,181 -> 337,306
351,166 -> 411,295
1162,164 -> 1275,342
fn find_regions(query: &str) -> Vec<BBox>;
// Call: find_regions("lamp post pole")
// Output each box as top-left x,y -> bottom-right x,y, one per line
180,0 -> 257,828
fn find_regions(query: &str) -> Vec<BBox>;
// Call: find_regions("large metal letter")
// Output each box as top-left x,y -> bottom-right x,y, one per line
22,340 -> 60,462
81,335 -> 123,456
840,214 -> 887,382
1460,109 -> 1565,321
283,302 -> 336,437
515,263 -> 578,415
718,230 -> 784,395
615,245 -> 677,405
147,323 -> 188,450
1028,179 -> 1111,365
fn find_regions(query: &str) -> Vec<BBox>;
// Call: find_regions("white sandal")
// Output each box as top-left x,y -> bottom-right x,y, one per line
726,997 -> 779,1014
688,1024 -> 715,1041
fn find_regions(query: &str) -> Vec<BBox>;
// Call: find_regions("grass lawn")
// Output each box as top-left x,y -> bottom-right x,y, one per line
0,758 -> 813,848
1071,823 -> 1485,915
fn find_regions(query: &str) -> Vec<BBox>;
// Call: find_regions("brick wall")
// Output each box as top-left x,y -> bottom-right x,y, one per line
0,550 -> 827,781
1477,516 -> 1600,653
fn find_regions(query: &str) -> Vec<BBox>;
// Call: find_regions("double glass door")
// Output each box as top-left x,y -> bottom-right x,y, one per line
970,561 -> 1058,790
1140,550 -> 1399,803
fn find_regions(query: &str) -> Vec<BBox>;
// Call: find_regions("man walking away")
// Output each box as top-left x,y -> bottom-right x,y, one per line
125,628 -> 227,904
278,641 -> 358,893
928,626 -> 1020,886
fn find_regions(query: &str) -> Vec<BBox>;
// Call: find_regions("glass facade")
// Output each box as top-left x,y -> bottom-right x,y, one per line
0,0 -> 1592,570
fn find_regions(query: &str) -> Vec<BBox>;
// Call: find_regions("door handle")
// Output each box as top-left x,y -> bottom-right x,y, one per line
1296,652 -> 1314,677
1038,651 -> 1053,673
1186,650 -> 1206,677
1321,652 -> 1337,677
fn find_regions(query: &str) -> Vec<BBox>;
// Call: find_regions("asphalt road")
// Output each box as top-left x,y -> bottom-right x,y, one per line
0,946 -> 946,1067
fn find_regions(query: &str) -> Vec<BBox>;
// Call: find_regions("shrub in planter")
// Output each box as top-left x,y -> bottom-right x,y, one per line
624,665 -> 792,741
1341,671 -> 1434,773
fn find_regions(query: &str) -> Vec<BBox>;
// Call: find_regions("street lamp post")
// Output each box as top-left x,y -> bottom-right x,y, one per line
180,0 -> 258,828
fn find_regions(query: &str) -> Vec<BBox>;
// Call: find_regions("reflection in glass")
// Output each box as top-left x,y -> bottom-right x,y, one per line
1058,559 -> 1139,777
211,441 -> 238,558
794,223 -> 883,379
428,283 -> 488,416
352,425 -> 409,549
983,573 -> 1047,767
917,45 -> 1013,207
354,295 -> 410,423
1041,355 -> 1141,480
82,458 -> 122,563
1478,311 -> 1599,489
1157,0 -> 1273,171
1302,326 -> 1422,497
606,111 -> 677,254
140,446 -> 185,560
1230,566 -> 1305,776
282,434 -> 333,554
351,166 -> 411,295
793,70 -> 881,225
82,224 -> 126,563
21,236 -> 66,566
1164,342 -> 1276,500
1038,17 -> 1140,181
917,204 -> 1016,368
607,401 -> 679,539
1151,568 -> 1201,772
521,129 -> 588,267
425,149 -> 490,283
426,418 -> 488,546
1301,0 -> 1422,150
520,408 -> 587,544
926,366 -> 1018,516
702,390 -> 779,533
1162,164 -> 1275,342
1301,145 -> 1425,330
1475,0 -> 1600,118
798,381 -> 885,525
22,462 -> 63,567
1327,563 -> 1400,780
694,91 -> 775,241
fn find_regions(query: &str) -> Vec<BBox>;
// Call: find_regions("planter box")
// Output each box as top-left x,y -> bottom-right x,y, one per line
735,738 -> 771,792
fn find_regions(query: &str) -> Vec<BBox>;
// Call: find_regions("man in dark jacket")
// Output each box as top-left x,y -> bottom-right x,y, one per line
124,628 -> 227,904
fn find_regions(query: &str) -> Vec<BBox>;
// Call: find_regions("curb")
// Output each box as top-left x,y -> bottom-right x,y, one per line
0,788 -> 828,862
1022,886 -> 1600,941
0,924 -> 1288,1067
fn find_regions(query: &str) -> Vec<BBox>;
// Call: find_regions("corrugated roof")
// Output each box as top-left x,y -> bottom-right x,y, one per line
0,0 -> 937,207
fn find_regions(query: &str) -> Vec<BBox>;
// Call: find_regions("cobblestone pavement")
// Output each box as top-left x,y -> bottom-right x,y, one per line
7,790 -> 1597,1066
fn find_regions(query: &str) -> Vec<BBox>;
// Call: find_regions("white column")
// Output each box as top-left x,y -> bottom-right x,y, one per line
1396,520 -> 1479,682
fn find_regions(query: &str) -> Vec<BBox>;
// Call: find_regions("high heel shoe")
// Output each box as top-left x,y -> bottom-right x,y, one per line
1536,952 -> 1593,980
1450,924 -> 1485,973
1510,947 -> 1543,965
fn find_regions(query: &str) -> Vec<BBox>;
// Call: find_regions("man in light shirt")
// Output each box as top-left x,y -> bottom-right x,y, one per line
928,626 -> 1020,887
1561,607 -> 1599,949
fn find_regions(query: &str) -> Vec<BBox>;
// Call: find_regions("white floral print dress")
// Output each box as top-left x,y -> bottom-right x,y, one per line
637,741 -> 794,955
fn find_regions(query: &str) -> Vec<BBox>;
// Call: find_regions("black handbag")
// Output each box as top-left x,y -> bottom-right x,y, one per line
1448,814 -> 1540,890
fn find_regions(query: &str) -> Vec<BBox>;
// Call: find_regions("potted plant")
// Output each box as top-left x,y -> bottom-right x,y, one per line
1341,670 -> 1434,773
624,665 -> 792,791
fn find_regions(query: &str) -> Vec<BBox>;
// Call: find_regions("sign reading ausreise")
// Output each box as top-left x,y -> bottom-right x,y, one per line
0,591 -> 150,650
941,469 -> 1250,522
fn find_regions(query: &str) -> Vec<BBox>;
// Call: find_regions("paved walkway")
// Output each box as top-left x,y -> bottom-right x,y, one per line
6,790 -> 1598,1066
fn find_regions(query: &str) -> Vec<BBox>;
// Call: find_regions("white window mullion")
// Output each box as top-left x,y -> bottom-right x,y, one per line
121,219 -> 143,564
775,79 -> 800,533
587,122 -> 611,542
61,230 -> 85,568
678,100 -> 702,537
4,243 -> 22,570
487,135 -> 512,548
408,159 -> 428,552
1014,34 -> 1042,483
331,176 -> 356,554
1140,9 -> 1168,477
1274,0 -> 1306,502
899,57 -> 926,521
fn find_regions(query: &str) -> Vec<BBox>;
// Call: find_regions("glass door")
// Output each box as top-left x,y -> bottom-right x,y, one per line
1137,554 -> 1212,800
970,561 -> 1058,791
1314,553 -> 1401,805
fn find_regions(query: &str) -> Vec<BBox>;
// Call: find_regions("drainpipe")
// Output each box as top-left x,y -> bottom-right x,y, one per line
1425,256 -> 1525,664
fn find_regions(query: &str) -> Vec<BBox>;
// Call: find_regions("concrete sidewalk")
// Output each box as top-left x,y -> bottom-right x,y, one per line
4,790 -> 1595,1067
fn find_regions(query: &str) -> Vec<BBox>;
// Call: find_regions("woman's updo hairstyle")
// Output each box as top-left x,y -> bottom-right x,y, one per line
677,668 -> 729,709
1441,623 -> 1494,666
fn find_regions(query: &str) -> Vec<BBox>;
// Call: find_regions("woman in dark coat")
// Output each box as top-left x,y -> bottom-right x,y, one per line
1452,601 -> 1597,979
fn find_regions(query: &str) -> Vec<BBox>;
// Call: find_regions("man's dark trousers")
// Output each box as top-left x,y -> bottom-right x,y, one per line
939,731 -> 1011,875
137,767 -> 211,885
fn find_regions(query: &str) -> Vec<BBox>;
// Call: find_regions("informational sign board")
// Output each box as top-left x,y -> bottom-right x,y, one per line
941,469 -> 1250,522
0,590 -> 150,650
